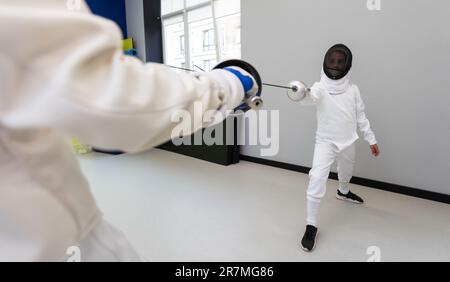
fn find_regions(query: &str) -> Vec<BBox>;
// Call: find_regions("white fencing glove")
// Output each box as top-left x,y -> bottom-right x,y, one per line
201,67 -> 259,125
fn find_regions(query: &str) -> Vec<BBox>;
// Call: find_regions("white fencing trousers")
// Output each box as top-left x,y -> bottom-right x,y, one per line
306,142 -> 356,226
69,220 -> 142,262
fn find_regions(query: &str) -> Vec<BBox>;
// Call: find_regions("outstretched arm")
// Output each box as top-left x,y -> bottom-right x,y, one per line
0,0 -> 246,152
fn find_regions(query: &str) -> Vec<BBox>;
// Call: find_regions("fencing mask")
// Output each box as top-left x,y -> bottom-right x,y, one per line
323,44 -> 353,80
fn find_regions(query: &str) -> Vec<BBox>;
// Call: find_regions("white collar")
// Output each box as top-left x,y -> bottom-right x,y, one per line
320,69 -> 351,95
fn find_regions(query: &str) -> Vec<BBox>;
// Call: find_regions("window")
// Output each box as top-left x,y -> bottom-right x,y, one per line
180,35 -> 185,54
162,14 -> 185,70
162,0 -> 241,70
203,29 -> 215,51
203,59 -> 216,71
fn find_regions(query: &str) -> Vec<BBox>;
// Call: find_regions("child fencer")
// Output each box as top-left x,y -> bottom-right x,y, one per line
0,0 -> 258,261
298,44 -> 380,252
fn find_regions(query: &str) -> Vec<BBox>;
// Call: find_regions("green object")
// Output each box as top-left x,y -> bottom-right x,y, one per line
71,138 -> 92,155
123,38 -> 134,51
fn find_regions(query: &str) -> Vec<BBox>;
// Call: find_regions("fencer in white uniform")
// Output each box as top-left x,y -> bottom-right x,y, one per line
0,0 -> 258,261
298,44 -> 380,252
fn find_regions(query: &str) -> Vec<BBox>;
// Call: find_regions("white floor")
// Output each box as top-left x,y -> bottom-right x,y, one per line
78,149 -> 450,262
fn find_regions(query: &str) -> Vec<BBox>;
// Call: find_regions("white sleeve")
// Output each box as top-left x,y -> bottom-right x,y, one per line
300,82 -> 323,106
355,86 -> 377,145
0,1 -> 242,152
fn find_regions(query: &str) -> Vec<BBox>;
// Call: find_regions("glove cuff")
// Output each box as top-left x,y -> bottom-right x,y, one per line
201,69 -> 245,111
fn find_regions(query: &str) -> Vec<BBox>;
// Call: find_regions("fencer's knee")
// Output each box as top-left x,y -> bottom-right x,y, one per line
308,167 -> 330,180
306,175 -> 328,201
307,194 -> 322,204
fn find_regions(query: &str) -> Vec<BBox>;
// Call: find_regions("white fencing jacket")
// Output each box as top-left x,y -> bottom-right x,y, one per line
0,0 -> 243,261
303,73 -> 377,151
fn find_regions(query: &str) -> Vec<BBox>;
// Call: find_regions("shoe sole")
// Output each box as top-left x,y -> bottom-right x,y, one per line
301,231 -> 318,253
336,194 -> 364,204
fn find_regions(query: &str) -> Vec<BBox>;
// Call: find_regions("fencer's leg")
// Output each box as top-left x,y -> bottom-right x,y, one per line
306,143 -> 337,227
302,142 -> 336,252
76,219 -> 142,262
336,144 -> 356,195
336,144 -> 364,204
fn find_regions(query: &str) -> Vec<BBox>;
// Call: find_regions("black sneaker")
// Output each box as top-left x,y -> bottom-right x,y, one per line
301,225 -> 318,252
336,190 -> 364,204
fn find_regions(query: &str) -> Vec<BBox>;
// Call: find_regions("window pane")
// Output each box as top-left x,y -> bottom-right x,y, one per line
187,5 -> 217,70
162,15 -> 186,71
214,0 -> 241,60
202,29 -> 215,51
180,35 -> 185,54
161,0 -> 184,16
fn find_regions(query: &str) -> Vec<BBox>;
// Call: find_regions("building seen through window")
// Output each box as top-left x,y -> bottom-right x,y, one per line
162,0 -> 241,72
